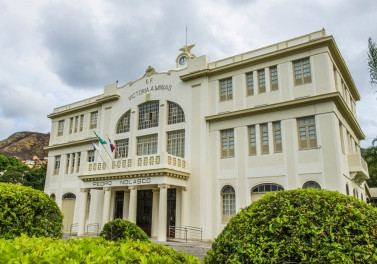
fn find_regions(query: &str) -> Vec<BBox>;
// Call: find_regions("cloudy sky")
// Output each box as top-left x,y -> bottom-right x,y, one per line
0,0 -> 376,147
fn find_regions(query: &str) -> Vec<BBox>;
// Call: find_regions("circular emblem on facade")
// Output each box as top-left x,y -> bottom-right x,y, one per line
179,55 -> 188,65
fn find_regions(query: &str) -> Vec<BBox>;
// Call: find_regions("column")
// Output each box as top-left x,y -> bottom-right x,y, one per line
181,187 -> 188,228
123,190 -> 130,220
101,187 -> 111,228
157,184 -> 169,242
128,186 -> 137,223
151,188 -> 159,238
78,188 -> 88,236
175,188 -> 182,228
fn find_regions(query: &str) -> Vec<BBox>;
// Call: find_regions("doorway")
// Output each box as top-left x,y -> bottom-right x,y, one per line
167,188 -> 176,236
113,191 -> 124,219
62,193 -> 76,232
137,190 -> 153,236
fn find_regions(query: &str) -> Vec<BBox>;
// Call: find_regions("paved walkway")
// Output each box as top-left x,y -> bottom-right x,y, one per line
153,239 -> 212,261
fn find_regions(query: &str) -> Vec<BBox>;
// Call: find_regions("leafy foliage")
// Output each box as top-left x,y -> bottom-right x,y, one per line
368,37 -> 377,86
0,235 -> 199,263
205,189 -> 377,264
362,145 -> 377,188
0,154 -> 46,191
0,183 -> 63,239
100,218 -> 149,242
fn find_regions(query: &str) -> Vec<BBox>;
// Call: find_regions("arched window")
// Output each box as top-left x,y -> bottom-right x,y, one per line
116,110 -> 131,134
251,184 -> 284,193
62,193 -> 76,200
302,181 -> 321,189
139,101 -> 159,129
251,183 -> 283,203
221,186 -> 236,223
168,101 -> 185,124
50,193 -> 56,200
346,183 -> 350,195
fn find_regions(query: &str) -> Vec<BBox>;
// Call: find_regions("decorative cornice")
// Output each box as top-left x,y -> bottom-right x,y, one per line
78,168 -> 190,182
47,94 -> 120,119
45,137 -> 96,150
205,92 -> 364,139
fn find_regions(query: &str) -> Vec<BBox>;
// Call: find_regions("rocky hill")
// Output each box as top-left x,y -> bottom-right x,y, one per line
0,132 -> 50,160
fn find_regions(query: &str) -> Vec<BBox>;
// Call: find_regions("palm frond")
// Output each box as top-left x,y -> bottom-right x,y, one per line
367,37 -> 377,86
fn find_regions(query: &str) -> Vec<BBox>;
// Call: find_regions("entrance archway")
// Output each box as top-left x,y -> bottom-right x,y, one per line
62,193 -> 76,232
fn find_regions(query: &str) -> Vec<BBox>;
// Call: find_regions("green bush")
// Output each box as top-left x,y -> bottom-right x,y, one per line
100,218 -> 149,242
0,235 -> 199,263
0,183 -> 63,239
205,189 -> 377,264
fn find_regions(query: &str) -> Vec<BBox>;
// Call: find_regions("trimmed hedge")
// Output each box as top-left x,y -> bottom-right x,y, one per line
100,218 -> 149,242
0,235 -> 200,263
0,183 -> 63,239
205,189 -> 377,263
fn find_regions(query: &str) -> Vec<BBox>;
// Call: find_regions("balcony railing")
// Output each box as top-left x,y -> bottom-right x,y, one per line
85,152 -> 188,175
348,153 -> 369,184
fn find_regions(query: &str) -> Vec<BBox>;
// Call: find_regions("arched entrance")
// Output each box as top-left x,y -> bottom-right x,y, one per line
62,193 -> 76,232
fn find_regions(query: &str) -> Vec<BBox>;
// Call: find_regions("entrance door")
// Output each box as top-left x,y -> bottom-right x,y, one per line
62,193 -> 76,232
113,191 -> 124,219
137,190 -> 152,236
167,189 -> 176,236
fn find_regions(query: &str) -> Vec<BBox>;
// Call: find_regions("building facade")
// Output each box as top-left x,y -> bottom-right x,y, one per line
44,30 -> 369,241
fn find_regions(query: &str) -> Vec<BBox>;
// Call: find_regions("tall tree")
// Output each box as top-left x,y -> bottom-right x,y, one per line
368,37 -> 377,86
362,145 -> 377,187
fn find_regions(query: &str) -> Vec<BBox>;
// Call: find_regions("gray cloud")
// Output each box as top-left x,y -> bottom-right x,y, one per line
0,0 -> 377,147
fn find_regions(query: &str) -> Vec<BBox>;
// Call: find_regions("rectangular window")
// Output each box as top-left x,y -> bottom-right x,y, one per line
260,123 -> 269,154
294,58 -> 311,85
115,139 -> 129,159
297,116 -> 317,149
246,72 -> 254,96
54,155 -> 61,175
270,66 -> 278,91
339,123 -> 345,154
248,125 -> 256,155
219,77 -> 233,101
258,69 -> 266,93
69,118 -> 74,134
79,115 -> 84,132
138,102 -> 159,130
221,129 -> 234,158
167,130 -> 185,158
137,134 -> 158,156
90,111 -> 98,129
333,67 -> 338,91
76,152 -> 81,173
71,153 -> 75,174
273,121 -> 282,153
88,150 -> 95,162
57,120 -> 64,136
74,116 -> 79,133
66,154 -> 70,174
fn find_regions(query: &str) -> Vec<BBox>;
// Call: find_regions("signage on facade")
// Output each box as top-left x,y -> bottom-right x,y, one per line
88,177 -> 153,188
128,78 -> 173,101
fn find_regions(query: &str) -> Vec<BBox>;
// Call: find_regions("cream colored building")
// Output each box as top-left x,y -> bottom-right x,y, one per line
44,30 -> 369,242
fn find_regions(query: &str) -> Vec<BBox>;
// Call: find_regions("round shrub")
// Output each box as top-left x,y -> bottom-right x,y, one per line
0,235 -> 200,263
0,183 -> 63,239
205,189 -> 377,263
100,218 -> 149,242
